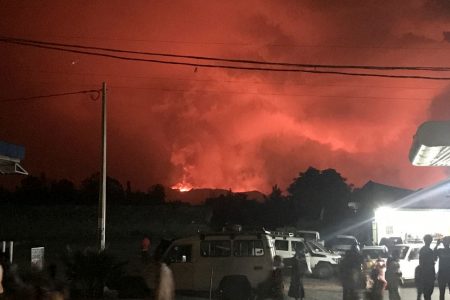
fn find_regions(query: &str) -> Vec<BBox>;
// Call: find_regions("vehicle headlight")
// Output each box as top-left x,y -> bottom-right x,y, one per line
332,257 -> 340,264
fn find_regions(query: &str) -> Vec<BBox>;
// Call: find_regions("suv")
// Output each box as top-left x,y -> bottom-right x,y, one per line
393,243 -> 440,282
272,233 -> 341,278
143,230 -> 275,298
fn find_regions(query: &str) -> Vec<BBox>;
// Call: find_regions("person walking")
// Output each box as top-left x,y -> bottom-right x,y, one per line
386,251 -> 402,300
434,236 -> 450,300
340,242 -> 364,300
370,256 -> 387,300
288,246 -> 308,300
419,234 -> 436,300
415,265 -> 423,300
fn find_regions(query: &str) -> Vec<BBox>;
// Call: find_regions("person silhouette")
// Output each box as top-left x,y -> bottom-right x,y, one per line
434,236 -> 450,300
419,234 -> 436,300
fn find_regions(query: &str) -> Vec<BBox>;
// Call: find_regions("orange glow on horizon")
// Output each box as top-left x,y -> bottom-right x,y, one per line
171,181 -> 194,192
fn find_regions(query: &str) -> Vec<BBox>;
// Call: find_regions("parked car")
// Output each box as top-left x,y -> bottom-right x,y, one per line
272,233 -> 340,278
326,235 -> 358,255
143,230 -> 276,298
393,242 -> 439,282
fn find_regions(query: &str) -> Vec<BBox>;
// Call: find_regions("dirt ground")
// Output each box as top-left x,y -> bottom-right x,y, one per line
173,277 -> 440,300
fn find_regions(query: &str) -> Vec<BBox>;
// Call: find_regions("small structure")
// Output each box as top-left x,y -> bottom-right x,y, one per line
0,141 -> 28,175
409,120 -> 450,166
373,179 -> 450,244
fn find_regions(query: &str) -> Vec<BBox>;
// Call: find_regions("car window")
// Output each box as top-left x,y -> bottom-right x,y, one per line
166,244 -> 192,263
307,241 -> 327,253
234,240 -> 264,256
200,240 -> 231,257
408,248 -> 420,260
292,241 -> 306,252
394,246 -> 410,259
274,240 -> 289,251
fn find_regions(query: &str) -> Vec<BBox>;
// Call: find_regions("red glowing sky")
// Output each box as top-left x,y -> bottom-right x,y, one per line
1,1 -> 450,193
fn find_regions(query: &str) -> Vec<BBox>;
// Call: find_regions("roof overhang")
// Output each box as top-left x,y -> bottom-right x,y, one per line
0,154 -> 28,175
0,141 -> 28,175
409,120 -> 450,166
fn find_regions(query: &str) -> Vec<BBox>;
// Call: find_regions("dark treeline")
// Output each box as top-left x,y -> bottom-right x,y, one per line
0,167 -> 371,238
0,172 -> 166,206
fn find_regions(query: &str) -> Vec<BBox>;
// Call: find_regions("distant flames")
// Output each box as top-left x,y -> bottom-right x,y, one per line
171,181 -> 194,192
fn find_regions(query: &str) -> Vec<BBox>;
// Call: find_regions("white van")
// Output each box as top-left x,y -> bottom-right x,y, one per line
272,234 -> 341,278
144,231 -> 275,298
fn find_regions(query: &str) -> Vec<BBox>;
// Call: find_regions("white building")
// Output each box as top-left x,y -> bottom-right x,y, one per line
373,179 -> 450,244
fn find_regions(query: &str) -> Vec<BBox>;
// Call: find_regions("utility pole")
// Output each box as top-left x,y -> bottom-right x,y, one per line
98,82 -> 107,251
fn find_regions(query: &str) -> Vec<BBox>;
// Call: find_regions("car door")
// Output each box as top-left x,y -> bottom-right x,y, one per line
165,244 -> 194,291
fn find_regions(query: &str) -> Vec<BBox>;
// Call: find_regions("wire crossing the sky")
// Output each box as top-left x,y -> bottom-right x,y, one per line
0,89 -> 101,103
2,36 -> 450,80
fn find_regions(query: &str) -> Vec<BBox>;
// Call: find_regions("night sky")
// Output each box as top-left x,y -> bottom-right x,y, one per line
1,1 -> 449,194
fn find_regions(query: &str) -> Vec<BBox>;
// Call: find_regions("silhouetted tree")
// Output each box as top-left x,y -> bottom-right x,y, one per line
263,184 -> 296,229
50,178 -> 77,204
15,173 -> 49,204
205,192 -> 263,230
287,167 -> 352,225
148,184 -> 165,204
80,173 -> 125,205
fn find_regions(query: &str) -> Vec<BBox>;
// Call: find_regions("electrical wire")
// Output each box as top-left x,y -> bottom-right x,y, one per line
1,36 -> 450,72
3,38 -> 450,80
5,67 -> 447,90
0,89 -> 101,103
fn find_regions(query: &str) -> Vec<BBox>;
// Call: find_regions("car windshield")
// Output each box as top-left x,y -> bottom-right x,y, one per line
307,241 -> 328,253
394,246 -> 410,260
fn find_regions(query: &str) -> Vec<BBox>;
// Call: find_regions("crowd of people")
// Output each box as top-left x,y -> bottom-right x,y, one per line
338,234 -> 450,300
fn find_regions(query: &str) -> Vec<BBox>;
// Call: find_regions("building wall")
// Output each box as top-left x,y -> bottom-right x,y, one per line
374,208 -> 450,243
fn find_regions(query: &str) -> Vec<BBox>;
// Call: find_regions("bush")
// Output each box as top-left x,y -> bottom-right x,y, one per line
62,247 -> 126,298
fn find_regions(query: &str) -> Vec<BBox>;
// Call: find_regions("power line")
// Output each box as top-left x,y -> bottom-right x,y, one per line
7,79 -> 433,101
2,36 -> 450,72
3,39 -> 450,81
0,89 -> 101,103
12,34 -> 450,51
6,67 -> 447,90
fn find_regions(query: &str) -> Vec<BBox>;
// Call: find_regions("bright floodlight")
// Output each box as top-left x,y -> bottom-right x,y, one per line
409,121 -> 450,166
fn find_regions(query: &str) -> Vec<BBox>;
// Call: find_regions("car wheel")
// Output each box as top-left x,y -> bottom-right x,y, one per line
314,262 -> 334,279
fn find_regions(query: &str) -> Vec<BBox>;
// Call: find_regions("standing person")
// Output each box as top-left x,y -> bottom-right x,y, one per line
419,234 -> 436,300
270,255 -> 285,300
434,236 -> 450,300
363,254 -> 375,299
288,246 -> 308,300
370,256 -> 387,300
415,265 -> 423,300
386,251 -> 402,300
340,242 -> 364,300
141,236 -> 151,263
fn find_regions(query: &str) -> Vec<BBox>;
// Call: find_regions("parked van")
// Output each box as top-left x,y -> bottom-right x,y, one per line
272,233 -> 341,278
143,230 -> 275,298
